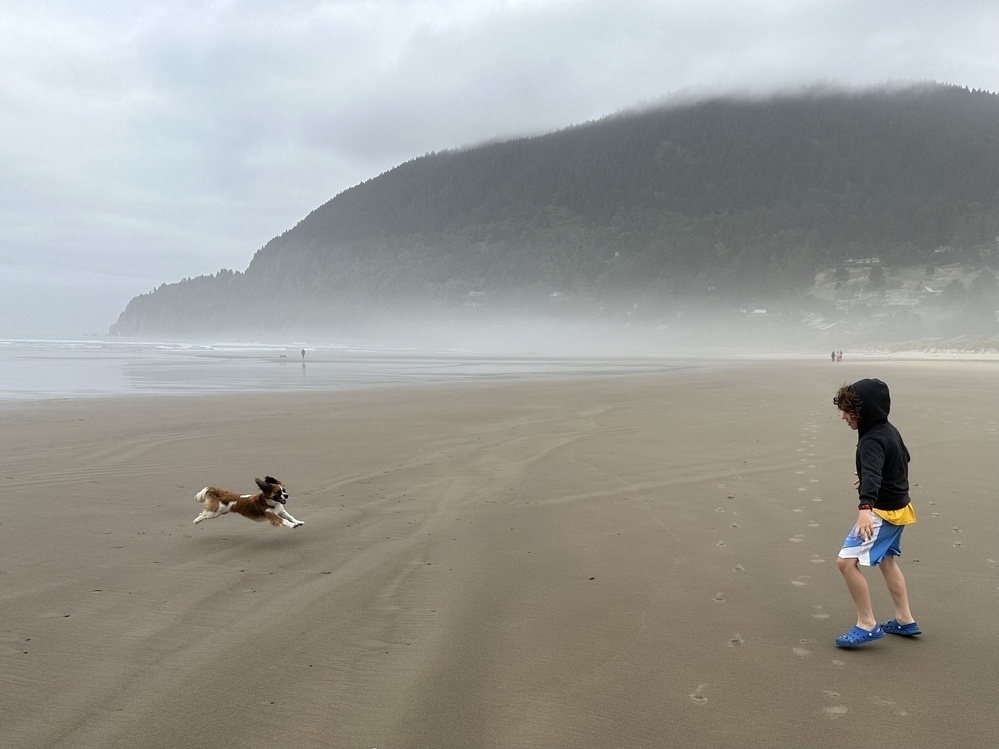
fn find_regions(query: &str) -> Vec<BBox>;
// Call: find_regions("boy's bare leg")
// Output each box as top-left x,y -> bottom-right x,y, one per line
878,555 -> 915,624
837,557 -> 878,629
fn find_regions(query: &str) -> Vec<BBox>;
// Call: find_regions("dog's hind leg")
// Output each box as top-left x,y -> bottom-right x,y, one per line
193,503 -> 231,525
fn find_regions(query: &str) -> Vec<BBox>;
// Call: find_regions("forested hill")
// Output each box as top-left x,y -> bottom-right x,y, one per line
110,83 -> 998,337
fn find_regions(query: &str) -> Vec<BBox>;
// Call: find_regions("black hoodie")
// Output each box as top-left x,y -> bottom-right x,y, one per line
850,378 -> 911,511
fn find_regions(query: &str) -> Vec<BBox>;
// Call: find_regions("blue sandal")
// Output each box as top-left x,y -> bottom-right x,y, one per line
835,624 -> 885,648
882,619 -> 921,637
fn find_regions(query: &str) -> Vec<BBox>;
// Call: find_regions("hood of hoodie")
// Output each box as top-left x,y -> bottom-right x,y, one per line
850,378 -> 891,434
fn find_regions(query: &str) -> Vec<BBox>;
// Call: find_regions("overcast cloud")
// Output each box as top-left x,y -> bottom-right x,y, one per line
1,0 -> 996,337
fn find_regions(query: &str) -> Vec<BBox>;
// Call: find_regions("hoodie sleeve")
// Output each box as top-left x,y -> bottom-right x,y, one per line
856,437 -> 886,507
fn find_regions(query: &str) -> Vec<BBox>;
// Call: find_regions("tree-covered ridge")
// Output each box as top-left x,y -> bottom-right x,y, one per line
110,83 -> 998,336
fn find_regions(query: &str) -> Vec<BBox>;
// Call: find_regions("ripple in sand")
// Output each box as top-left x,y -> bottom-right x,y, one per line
824,706 -> 848,719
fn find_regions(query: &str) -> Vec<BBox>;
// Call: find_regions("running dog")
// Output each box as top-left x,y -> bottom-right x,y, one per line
193,476 -> 304,528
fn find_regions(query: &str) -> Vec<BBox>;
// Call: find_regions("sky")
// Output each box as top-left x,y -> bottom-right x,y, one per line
1,0 -> 997,338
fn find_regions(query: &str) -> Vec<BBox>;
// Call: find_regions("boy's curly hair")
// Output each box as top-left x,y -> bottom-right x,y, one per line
833,383 -> 861,421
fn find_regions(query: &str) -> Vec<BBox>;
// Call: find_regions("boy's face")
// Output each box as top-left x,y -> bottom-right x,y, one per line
839,408 -> 859,430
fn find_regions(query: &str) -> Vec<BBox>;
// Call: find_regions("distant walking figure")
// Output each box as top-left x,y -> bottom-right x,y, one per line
836,350 -> 843,362
301,348 -> 306,361
831,351 -> 836,363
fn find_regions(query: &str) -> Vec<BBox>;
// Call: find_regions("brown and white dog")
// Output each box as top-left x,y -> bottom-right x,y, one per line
193,476 -> 304,528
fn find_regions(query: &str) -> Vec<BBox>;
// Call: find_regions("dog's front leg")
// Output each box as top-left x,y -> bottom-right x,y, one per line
275,507 -> 304,528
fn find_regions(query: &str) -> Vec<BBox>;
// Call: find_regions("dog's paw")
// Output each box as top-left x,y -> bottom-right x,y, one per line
293,521 -> 304,528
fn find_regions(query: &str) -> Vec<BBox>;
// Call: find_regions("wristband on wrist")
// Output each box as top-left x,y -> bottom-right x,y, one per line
858,503 -> 872,511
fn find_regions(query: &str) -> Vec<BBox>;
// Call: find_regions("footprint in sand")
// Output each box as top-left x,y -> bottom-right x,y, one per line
793,646 -> 812,657
728,634 -> 745,647
831,659 -> 844,667
732,564 -> 746,573
689,684 -> 709,705
713,592 -> 726,604
810,555 -> 825,564
824,706 -> 848,719
789,535 -> 805,543
932,513 -> 941,518
793,507 -> 805,513
730,523 -> 740,529
954,542 -> 963,548
808,521 -> 820,528
716,540 -> 727,547
812,497 -> 823,502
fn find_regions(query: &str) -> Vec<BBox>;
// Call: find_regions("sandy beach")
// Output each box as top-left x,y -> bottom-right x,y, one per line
1,359 -> 996,749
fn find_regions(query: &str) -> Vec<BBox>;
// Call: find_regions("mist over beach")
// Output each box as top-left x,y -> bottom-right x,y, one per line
3,2 -> 998,746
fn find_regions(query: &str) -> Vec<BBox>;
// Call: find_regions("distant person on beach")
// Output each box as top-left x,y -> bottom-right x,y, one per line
301,348 -> 306,361
832,379 -> 920,648
831,351 -> 836,363
836,350 -> 843,362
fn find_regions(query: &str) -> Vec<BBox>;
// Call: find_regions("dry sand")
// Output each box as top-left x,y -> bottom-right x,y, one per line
1,359 -> 996,749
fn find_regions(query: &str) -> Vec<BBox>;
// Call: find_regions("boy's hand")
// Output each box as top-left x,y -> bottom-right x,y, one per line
856,510 -> 874,541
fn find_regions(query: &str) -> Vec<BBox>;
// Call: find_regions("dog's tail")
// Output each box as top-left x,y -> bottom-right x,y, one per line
195,487 -> 209,504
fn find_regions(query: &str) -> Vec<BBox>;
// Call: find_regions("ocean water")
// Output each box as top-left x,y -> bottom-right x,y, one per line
0,338 -> 693,400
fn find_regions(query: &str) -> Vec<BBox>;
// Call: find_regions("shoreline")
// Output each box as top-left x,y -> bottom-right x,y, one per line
1,344 -> 995,403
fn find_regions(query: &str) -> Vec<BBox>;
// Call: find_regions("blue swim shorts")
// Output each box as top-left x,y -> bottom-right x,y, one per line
837,513 -> 905,567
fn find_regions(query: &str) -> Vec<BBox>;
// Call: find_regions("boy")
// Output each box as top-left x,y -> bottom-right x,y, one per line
832,378 -> 920,648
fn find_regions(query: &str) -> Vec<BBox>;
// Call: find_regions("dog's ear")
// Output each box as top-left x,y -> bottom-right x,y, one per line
264,475 -> 279,485
255,477 -> 268,491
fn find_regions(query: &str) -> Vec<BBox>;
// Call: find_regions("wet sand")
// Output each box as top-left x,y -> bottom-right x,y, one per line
1,359 -> 996,748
